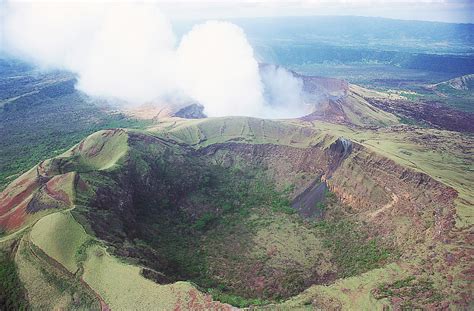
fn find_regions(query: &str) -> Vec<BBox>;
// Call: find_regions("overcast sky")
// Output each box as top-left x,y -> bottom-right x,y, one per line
150,0 -> 474,23
2,0 -> 473,23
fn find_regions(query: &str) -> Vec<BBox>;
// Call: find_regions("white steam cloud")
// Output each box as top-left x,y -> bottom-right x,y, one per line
177,21 -> 266,117
1,1 -> 307,118
261,65 -> 305,118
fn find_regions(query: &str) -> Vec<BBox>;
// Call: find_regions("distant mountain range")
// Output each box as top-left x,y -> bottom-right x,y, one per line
175,16 -> 474,75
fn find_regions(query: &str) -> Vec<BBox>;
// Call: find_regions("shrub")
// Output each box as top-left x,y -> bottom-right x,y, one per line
193,212 -> 217,231
0,251 -> 29,310
315,202 -> 326,210
315,220 -> 392,277
207,288 -> 270,308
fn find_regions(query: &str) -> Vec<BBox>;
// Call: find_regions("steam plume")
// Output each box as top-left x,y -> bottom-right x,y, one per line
2,1 -> 305,118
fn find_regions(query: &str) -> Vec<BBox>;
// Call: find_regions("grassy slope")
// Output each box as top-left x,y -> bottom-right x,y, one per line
82,245 -> 203,310
0,54 -> 469,309
154,115 -> 470,231
265,120 -> 471,309
279,263 -> 405,310
0,129 -> 131,235
16,122 -> 391,308
15,232 -> 100,310
59,129 -> 130,171
3,128 -> 235,310
428,74 -> 474,112
0,127 -> 216,309
30,211 -> 89,273
146,118 -> 400,308
0,109 -> 150,192
151,116 -> 331,148
26,210 -> 219,310
342,88 -> 400,127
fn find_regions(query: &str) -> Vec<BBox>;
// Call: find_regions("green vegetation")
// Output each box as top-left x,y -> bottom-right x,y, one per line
39,130 -> 398,307
279,262 -> 406,310
315,202 -> 326,210
0,250 -> 29,310
313,188 -> 393,279
67,134 -> 337,305
15,236 -> 100,310
192,212 -> 218,230
374,276 -> 443,308
312,121 -> 473,229
82,244 -> 206,310
66,129 -> 130,171
0,64 -> 152,191
0,112 -> 150,190
21,209 -> 209,310
315,219 -> 392,278
75,239 -> 100,267
207,288 -> 271,308
270,188 -> 296,215
154,116 -> 326,148
324,188 -> 335,199
133,163 -> 308,303
1,32 -> 472,310
30,211 -> 91,273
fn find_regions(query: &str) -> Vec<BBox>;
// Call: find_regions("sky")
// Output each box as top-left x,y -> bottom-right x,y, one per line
1,0 -> 473,23
159,0 -> 474,23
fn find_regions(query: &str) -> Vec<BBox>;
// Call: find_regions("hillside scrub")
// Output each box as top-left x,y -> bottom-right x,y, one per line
0,249 -> 29,310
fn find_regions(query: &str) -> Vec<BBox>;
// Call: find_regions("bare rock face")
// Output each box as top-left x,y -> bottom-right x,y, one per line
329,137 -> 352,158
172,103 -> 206,119
301,96 -> 348,123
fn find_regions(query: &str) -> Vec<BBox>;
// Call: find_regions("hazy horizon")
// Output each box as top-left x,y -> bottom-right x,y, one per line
155,0 -> 474,24
1,0 -> 473,24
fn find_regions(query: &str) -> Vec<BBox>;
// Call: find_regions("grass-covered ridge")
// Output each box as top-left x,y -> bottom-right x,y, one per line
150,116 -> 330,148
0,109 -> 151,191
19,209 -> 222,310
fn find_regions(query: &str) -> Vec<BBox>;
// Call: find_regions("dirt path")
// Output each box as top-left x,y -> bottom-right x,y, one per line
369,193 -> 399,218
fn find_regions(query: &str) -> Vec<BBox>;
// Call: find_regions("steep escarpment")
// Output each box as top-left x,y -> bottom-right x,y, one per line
198,136 -> 457,251
326,144 -> 457,246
